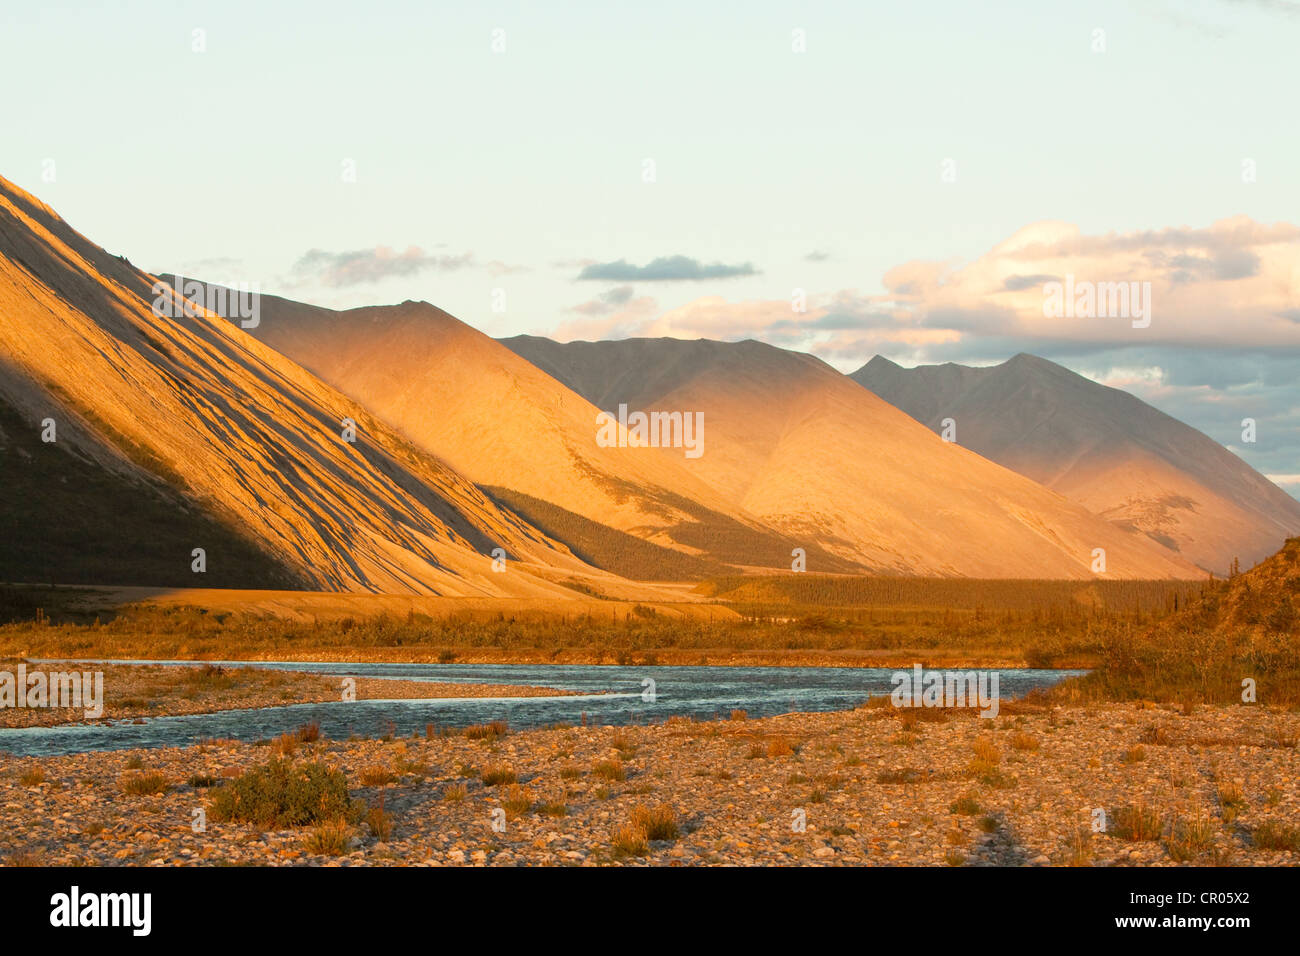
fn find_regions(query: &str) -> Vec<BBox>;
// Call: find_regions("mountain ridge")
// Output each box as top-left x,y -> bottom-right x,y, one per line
0,173 -> 602,596
501,335 -> 1205,579
852,352 -> 1300,573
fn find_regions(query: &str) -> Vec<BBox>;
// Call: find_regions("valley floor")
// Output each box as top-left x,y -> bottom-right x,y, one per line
1,702 -> 1296,866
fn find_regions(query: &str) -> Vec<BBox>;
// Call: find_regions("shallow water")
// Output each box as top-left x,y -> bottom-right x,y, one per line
0,660 -> 1085,757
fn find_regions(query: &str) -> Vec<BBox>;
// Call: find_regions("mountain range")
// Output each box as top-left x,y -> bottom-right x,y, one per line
853,354 -> 1300,575
3,173 -> 1293,591
499,336 -> 1201,578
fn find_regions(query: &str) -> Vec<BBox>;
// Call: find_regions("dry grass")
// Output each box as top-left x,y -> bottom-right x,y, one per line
501,784 -> 534,819
1111,803 -> 1165,842
358,766 -> 396,787
1140,724 -> 1174,746
3,575 -> 1200,666
876,768 -> 923,784
971,738 -> 1000,766
1065,828 -> 1094,866
1251,820 -> 1300,852
610,823 -> 648,858
1217,781 -> 1247,822
365,798 -> 393,842
120,772 -> 169,796
1009,732 -> 1039,752
949,794 -> 981,816
1164,814 -> 1215,862
480,764 -> 517,787
537,795 -> 567,818
4,848 -> 45,867
1056,538 -> 1300,706
1120,745 -> 1147,764
18,767 -> 44,787
295,720 -> 321,743
766,737 -> 795,758
464,721 -> 509,741
592,759 -> 625,782
629,804 -> 680,841
303,818 -> 353,856
442,782 -> 467,803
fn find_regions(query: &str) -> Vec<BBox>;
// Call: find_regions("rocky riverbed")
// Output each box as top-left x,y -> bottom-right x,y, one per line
0,661 -> 582,728
1,700 -> 1296,866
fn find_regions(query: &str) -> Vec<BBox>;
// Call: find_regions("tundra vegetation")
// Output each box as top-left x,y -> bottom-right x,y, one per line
1,539 -> 1295,708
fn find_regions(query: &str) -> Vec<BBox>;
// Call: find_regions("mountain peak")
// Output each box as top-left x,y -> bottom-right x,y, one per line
860,354 -> 903,373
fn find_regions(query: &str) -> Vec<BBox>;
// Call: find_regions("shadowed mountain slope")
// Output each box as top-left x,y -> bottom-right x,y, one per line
0,174 -> 599,596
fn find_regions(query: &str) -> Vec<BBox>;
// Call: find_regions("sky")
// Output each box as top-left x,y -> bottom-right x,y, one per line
1,0 -> 1297,493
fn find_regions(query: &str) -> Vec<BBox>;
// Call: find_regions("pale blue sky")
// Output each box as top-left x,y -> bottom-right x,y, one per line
2,0 -> 1297,490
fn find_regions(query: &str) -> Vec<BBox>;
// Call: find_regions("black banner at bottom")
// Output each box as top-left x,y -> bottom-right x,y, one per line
0,864 -> 1276,944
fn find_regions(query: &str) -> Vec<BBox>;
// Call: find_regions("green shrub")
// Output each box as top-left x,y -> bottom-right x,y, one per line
209,759 -> 352,828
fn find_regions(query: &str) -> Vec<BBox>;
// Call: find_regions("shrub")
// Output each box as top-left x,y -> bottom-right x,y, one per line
209,759 -> 352,828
